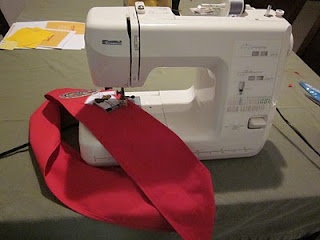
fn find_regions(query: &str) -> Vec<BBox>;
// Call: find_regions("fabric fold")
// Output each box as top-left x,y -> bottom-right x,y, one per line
29,88 -> 215,240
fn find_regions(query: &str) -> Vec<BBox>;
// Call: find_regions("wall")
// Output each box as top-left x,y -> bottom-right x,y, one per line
292,0 -> 320,52
0,0 -> 27,25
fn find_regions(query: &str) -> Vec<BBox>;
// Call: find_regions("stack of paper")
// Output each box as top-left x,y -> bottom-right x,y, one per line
0,21 -> 85,50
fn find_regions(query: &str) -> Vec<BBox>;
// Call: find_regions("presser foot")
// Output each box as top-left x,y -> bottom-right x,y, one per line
93,87 -> 136,112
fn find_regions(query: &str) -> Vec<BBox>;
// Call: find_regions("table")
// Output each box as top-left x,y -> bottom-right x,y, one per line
1,0 -> 320,239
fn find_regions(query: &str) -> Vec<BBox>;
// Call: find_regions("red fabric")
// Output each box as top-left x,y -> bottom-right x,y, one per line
29,88 -> 215,240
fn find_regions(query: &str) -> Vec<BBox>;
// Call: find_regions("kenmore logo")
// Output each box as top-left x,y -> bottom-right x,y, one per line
102,40 -> 122,45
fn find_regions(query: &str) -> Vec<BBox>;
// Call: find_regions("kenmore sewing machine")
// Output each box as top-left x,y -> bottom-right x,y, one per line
79,0 -> 293,166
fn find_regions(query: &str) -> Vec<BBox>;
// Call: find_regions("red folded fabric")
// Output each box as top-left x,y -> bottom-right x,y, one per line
29,88 -> 215,240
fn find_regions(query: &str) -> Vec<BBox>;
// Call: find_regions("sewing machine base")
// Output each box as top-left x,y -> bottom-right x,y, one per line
79,88 -> 267,167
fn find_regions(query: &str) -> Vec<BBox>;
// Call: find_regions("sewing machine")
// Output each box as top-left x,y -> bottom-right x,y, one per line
79,2 -> 293,166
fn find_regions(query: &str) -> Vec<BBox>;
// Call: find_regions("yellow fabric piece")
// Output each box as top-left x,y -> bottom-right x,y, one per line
6,27 -> 53,48
0,40 -> 18,50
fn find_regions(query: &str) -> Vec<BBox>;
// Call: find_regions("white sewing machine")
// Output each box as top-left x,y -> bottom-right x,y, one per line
79,1 -> 293,166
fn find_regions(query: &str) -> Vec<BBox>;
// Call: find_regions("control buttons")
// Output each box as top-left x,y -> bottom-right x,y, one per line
135,1 -> 145,14
248,117 -> 267,129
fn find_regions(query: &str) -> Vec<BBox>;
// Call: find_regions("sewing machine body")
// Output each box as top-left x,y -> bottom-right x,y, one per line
80,5 -> 292,166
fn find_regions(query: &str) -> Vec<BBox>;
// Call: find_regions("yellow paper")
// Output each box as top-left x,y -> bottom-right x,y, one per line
0,40 -> 18,50
46,21 -> 85,34
39,29 -> 70,47
6,27 -> 53,48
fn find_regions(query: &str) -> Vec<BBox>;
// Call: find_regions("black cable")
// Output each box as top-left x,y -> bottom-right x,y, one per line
2,110 -> 319,160
0,122 -> 78,159
0,143 -> 29,159
276,107 -> 320,158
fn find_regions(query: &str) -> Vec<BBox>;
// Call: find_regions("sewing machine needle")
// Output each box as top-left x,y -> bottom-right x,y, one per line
120,87 -> 127,106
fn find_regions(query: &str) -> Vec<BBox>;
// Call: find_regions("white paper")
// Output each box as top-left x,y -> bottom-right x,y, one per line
62,34 -> 85,50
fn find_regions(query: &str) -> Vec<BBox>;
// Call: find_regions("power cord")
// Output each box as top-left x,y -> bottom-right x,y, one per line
276,107 -> 320,158
0,123 -> 78,159
0,143 -> 29,159
0,112 -> 319,159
